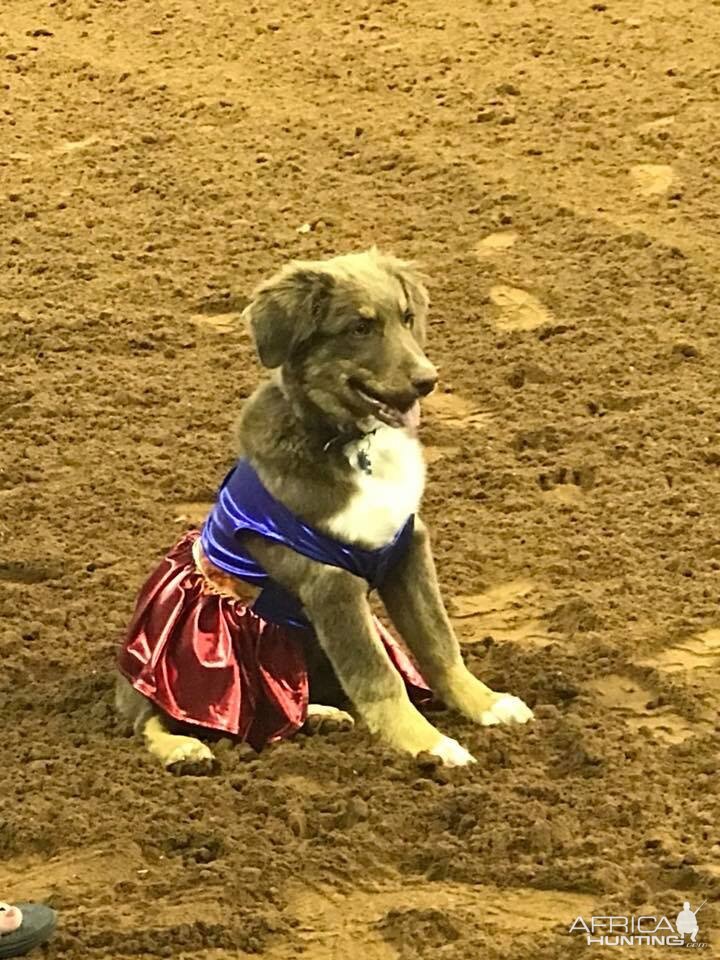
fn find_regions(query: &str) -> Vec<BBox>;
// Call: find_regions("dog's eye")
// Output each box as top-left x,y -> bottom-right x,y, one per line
353,318 -> 374,336
402,310 -> 414,328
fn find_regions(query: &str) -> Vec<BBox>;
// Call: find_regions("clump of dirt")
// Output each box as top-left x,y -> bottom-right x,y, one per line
1,0 -> 719,957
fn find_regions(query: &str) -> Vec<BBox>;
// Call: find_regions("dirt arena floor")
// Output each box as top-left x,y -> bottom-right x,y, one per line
2,0 -> 719,956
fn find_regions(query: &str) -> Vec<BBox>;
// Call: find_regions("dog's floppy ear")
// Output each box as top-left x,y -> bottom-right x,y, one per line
244,265 -> 334,368
373,250 -> 430,343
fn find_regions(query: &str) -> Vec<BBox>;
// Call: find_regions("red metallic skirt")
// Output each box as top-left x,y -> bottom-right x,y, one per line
118,531 -> 432,751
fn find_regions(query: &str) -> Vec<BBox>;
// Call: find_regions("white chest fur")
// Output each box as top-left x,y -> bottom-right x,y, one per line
324,425 -> 425,549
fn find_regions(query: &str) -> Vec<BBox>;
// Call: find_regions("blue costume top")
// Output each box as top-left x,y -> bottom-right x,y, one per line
201,459 -> 414,629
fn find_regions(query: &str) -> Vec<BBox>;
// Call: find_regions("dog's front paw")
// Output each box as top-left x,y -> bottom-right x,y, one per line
427,735 -> 476,766
479,693 -> 534,727
165,737 -> 217,776
443,669 -> 533,728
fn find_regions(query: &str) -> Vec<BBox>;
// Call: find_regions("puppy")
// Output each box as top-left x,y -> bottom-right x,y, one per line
116,248 -> 532,771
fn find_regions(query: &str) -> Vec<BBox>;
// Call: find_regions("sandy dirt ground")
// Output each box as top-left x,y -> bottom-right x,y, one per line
1,0 -> 720,956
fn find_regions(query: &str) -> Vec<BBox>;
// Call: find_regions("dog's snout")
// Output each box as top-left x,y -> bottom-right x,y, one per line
413,373 -> 438,397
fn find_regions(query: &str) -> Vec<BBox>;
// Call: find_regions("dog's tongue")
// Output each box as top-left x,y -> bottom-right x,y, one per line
400,400 -> 421,432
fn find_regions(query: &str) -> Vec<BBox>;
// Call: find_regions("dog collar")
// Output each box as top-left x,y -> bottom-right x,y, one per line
278,373 -> 376,469
323,426 -> 379,475
353,430 -> 378,475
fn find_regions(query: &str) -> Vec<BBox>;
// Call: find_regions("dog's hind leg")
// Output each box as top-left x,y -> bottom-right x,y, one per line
114,672 -> 155,735
302,632 -> 355,733
304,703 -> 355,735
115,674 -> 216,775
143,716 -> 217,775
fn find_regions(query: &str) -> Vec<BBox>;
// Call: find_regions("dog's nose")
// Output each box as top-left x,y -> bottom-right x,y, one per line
413,374 -> 438,397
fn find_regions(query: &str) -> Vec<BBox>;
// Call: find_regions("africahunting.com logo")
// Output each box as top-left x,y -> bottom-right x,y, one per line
570,900 -> 709,948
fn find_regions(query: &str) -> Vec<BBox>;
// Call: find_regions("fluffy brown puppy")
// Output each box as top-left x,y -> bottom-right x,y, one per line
116,248 -> 532,771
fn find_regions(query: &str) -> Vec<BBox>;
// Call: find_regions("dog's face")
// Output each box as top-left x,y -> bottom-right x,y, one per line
244,248 -> 437,430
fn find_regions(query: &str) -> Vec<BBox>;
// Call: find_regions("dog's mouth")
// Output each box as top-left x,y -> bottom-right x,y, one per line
350,380 -> 421,431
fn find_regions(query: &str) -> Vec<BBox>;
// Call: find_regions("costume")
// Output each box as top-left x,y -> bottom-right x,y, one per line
118,459 -> 431,750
